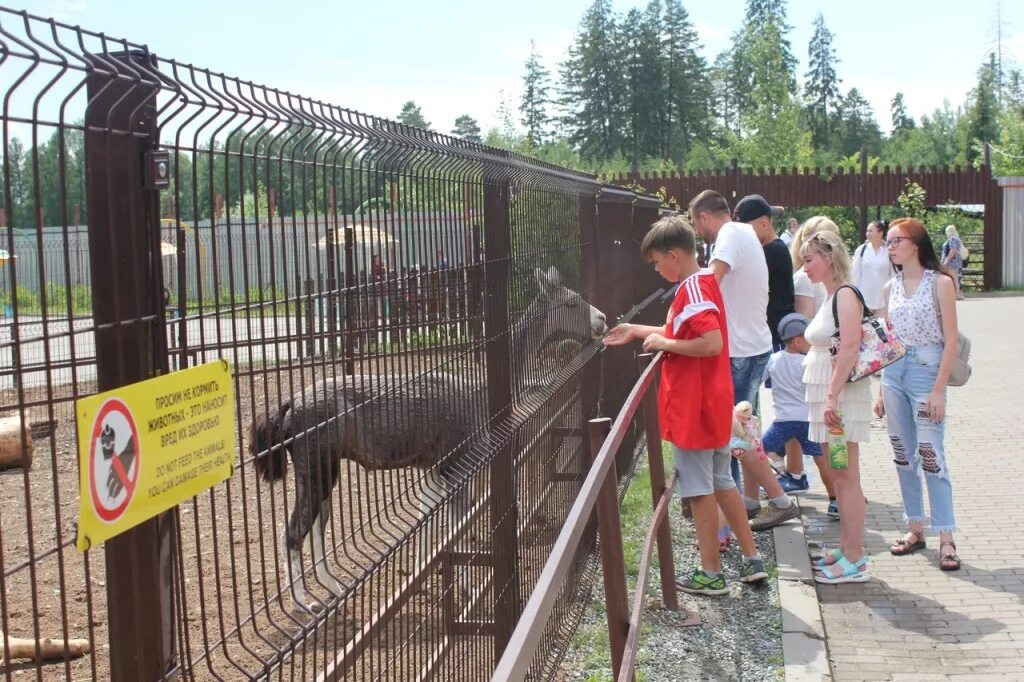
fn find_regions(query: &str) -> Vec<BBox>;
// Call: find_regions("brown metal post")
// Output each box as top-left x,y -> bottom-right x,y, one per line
305,276 -> 316,357
859,147 -> 869,240
483,163 -> 520,663
636,354 -> 678,611
85,50 -> 177,681
588,417 -> 631,681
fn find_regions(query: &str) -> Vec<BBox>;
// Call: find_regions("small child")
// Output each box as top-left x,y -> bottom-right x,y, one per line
603,215 -> 768,595
763,313 -> 838,516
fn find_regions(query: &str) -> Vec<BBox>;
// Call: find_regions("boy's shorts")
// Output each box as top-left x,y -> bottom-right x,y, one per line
761,421 -> 823,457
672,444 -> 736,498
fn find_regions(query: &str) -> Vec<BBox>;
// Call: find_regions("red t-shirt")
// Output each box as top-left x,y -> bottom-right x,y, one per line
659,269 -> 734,450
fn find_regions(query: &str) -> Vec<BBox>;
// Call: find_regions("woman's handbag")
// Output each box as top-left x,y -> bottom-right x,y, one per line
932,278 -> 972,387
830,284 -> 907,382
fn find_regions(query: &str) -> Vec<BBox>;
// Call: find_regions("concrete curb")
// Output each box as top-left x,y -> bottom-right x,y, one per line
772,503 -> 832,682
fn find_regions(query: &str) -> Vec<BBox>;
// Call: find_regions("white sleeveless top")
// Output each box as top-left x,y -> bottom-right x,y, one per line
888,270 -> 944,347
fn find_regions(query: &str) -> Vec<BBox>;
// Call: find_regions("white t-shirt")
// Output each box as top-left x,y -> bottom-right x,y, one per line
851,242 -> 896,310
710,221 -> 772,358
780,230 -> 794,246
764,350 -> 808,422
793,268 -> 827,313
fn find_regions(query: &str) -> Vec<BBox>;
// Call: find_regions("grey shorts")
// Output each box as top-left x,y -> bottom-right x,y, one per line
673,444 -> 736,498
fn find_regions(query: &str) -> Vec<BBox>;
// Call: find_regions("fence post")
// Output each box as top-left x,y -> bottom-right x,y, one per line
588,418 -> 631,681
305,276 -> 316,356
636,353 -> 678,611
483,159 -> 520,663
859,147 -> 869,240
85,49 -> 176,680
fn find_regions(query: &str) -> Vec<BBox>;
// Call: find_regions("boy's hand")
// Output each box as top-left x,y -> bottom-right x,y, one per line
602,323 -> 635,346
873,395 -> 885,418
642,333 -> 668,353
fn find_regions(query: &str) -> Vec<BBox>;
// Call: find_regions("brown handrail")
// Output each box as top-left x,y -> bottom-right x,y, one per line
618,469 -> 678,680
491,351 -> 670,681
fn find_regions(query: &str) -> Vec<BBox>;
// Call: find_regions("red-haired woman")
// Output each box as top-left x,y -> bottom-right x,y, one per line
875,218 -> 962,571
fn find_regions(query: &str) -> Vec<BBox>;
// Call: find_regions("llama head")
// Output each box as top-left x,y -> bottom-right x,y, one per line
534,266 -> 607,341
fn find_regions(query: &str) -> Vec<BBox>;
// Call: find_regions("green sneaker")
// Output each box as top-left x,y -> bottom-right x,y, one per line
740,557 -> 769,584
676,569 -> 728,596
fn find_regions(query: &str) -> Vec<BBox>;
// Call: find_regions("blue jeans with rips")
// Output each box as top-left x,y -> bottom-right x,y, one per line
729,351 -> 771,485
881,344 -> 957,532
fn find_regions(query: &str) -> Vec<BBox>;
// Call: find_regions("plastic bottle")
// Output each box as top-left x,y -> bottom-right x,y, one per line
827,412 -> 848,470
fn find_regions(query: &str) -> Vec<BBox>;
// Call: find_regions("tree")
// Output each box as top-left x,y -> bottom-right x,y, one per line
964,54 -> 1000,164
558,0 -> 625,160
397,101 -> 431,130
890,92 -> 915,134
803,12 -> 840,149
451,115 -> 482,143
730,0 -> 798,125
661,0 -> 710,161
832,88 -> 883,156
619,6 -> 664,168
520,40 -> 551,147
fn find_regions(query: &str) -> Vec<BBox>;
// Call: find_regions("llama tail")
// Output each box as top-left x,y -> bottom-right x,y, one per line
250,399 -> 293,483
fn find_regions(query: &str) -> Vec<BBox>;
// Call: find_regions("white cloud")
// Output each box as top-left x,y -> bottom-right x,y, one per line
854,76 -> 973,134
49,0 -> 87,22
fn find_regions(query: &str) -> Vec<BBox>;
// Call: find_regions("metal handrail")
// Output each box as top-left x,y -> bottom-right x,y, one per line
491,352 -> 666,681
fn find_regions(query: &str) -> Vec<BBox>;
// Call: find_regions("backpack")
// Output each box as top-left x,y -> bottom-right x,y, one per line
959,241 -> 970,265
932,275 -> 971,386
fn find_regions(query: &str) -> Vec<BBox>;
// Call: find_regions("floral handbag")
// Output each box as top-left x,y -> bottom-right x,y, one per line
830,284 -> 907,382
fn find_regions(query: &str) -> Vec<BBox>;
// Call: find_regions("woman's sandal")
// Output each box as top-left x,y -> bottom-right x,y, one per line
890,530 -> 926,556
813,555 -> 871,584
811,547 -> 843,568
939,542 -> 962,571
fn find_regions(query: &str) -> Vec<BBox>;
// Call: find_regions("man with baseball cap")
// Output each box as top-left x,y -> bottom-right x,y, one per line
734,194 -> 795,353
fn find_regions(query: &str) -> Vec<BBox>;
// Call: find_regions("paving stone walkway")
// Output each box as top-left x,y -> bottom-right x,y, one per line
799,295 -> 1024,680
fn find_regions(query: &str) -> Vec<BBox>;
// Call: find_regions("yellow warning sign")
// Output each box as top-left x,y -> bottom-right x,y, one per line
77,360 -> 235,551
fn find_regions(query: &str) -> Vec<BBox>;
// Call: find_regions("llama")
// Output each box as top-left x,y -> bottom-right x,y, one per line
249,266 -> 607,612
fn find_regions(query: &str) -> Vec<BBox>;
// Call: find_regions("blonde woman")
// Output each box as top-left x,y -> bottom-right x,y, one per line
777,217 -> 841,513
800,231 -> 872,584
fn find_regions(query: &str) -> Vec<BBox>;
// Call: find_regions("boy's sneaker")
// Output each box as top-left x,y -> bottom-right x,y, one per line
827,498 -> 840,519
778,472 -> 809,495
740,557 -> 769,584
746,505 -> 761,520
676,569 -> 729,596
750,502 -> 800,531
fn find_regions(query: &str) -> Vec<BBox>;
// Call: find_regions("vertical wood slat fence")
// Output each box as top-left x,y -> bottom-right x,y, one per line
613,148 -> 1005,290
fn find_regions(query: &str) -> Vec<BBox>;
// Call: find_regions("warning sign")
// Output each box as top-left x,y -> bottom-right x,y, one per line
77,360 -> 235,551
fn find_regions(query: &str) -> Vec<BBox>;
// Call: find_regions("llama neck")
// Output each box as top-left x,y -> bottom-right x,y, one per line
509,298 -> 547,393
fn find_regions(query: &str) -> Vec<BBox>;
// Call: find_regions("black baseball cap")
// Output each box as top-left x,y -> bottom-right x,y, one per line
734,194 -> 784,223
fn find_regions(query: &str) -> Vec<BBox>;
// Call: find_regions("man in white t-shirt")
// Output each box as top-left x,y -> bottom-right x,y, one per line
688,189 -> 798,531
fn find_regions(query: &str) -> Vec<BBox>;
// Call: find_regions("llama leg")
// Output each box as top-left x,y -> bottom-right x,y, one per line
282,527 -> 309,613
447,478 -> 476,600
284,466 -> 319,612
416,469 -> 445,571
312,498 -> 341,597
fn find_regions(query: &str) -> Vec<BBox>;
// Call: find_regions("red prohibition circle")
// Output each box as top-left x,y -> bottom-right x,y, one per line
89,397 -> 141,523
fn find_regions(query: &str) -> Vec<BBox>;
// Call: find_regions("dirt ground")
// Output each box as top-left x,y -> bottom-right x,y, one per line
0,349 -> 585,681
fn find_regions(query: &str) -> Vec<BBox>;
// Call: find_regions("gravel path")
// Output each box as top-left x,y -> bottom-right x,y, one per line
559,455 -> 784,682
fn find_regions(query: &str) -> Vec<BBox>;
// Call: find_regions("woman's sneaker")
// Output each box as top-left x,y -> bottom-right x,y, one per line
827,498 -> 840,519
778,472 -> 810,495
676,569 -> 729,596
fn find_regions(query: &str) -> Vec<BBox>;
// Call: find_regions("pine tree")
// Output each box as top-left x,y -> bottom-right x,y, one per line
803,12 -> 840,149
397,101 -> 431,130
619,6 -> 665,168
661,0 -> 710,161
451,115 -> 482,143
520,41 -> 552,147
890,93 -> 915,134
558,0 -> 625,160
965,53 -> 1000,163
731,0 -> 798,115
833,88 -> 883,156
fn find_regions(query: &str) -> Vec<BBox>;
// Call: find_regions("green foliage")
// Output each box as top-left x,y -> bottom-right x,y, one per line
520,40 -> 552,147
396,101 -> 431,130
965,54 -> 1000,165
897,180 -> 927,218
44,282 -> 67,311
803,12 -> 841,150
451,114 -> 482,143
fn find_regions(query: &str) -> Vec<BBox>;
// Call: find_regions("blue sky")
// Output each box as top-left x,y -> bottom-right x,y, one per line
29,0 -> 1024,136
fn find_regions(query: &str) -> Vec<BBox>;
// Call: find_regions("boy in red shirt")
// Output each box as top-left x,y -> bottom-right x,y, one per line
604,216 -> 768,594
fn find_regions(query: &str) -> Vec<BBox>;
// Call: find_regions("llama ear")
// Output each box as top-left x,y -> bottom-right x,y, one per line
536,266 -> 560,294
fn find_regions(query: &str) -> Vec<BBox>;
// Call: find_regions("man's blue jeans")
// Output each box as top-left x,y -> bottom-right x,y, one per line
730,351 -> 771,485
881,344 -> 957,532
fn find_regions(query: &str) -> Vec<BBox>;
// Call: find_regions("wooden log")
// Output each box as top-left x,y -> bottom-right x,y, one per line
0,415 -> 33,470
0,630 -> 90,661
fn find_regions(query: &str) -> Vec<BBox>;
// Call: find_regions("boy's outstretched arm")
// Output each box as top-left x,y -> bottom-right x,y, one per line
602,322 -> 665,346
643,328 -> 723,357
